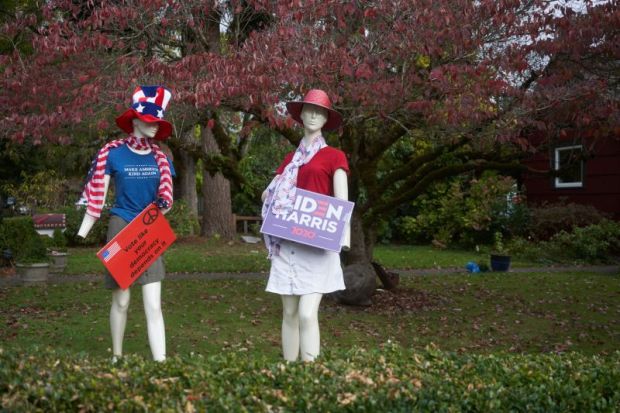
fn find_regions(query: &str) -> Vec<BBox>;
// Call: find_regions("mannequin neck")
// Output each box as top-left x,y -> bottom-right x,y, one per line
301,129 -> 323,148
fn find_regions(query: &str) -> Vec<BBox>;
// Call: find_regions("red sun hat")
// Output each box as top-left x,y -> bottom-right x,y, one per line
286,89 -> 343,131
115,85 -> 173,141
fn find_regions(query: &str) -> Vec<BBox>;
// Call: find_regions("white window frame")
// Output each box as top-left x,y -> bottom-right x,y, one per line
554,145 -> 584,189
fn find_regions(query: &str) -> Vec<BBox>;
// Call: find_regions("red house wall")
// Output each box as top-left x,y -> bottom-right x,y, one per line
522,138 -> 620,219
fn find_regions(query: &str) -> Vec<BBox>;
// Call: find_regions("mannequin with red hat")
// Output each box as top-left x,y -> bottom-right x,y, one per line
78,86 -> 175,362
261,89 -> 350,362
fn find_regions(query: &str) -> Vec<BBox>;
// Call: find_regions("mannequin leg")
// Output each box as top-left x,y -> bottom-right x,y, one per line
110,288 -> 131,358
298,293 -> 323,362
281,295 -> 301,361
142,282 -> 166,361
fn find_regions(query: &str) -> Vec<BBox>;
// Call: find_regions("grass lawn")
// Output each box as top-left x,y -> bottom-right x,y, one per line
1,271 -> 618,360
64,238 -> 540,275
66,237 -> 271,275
372,244 -> 537,269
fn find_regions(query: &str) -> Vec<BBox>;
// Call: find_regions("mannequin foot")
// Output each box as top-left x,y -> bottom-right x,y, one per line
111,355 -> 122,364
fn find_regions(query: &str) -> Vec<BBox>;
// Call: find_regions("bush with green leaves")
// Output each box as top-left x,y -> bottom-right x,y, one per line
511,220 -> 620,264
526,202 -> 609,241
545,220 -> 620,263
50,228 -> 68,251
233,126 -> 291,216
1,345 -> 618,412
1,170 -> 68,213
397,173 -> 526,247
0,216 -> 48,263
166,199 -> 200,237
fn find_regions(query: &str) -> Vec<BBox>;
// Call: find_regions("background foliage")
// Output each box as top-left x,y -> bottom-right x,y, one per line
390,173 -> 526,247
232,125 -> 290,217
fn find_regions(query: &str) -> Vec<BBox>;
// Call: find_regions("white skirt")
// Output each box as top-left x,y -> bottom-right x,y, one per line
266,240 -> 346,295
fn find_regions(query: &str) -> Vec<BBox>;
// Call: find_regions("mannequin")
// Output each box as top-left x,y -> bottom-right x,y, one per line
262,89 -> 350,362
78,85 -> 174,362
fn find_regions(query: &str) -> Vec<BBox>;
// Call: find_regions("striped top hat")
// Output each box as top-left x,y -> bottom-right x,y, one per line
115,85 -> 173,140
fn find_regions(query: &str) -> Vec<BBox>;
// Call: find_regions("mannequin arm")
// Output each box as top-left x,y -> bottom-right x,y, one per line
77,174 -> 110,238
333,169 -> 350,251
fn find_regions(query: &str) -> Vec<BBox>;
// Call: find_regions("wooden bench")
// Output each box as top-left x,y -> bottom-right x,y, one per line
232,214 -> 262,234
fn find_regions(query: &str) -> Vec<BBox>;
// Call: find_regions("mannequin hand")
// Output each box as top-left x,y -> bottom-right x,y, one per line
155,198 -> 170,210
155,198 -> 172,214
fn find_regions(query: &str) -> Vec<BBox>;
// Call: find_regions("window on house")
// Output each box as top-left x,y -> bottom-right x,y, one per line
554,145 -> 584,188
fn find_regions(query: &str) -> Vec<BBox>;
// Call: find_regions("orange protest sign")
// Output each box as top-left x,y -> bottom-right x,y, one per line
97,204 -> 176,289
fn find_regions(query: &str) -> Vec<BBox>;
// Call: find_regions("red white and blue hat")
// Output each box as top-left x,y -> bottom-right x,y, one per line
115,85 -> 173,140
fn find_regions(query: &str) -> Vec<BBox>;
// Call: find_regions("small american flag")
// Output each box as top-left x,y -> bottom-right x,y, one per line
102,241 -> 121,262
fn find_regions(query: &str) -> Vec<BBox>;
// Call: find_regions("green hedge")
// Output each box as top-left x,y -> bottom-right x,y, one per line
0,216 -> 48,262
1,345 -> 618,412
509,219 -> 620,264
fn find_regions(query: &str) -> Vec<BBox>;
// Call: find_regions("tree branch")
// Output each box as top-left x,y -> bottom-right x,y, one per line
377,135 -> 471,190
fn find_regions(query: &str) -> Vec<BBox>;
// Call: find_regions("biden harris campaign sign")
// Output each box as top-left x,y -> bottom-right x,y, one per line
260,188 -> 354,252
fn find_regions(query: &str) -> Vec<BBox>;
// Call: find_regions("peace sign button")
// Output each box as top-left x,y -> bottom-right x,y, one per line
142,205 -> 160,226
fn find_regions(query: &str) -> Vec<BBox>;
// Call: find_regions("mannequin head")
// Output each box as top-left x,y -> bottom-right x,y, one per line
132,118 -> 159,139
286,89 -> 342,132
116,85 -> 173,140
300,104 -> 328,135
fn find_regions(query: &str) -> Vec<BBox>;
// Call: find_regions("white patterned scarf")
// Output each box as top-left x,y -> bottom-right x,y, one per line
80,136 -> 173,218
261,135 -> 327,258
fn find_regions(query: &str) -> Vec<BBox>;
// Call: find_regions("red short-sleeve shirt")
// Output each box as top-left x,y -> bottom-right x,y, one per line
275,147 -> 349,196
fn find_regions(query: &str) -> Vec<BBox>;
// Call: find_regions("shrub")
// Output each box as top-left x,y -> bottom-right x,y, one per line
398,173 -> 524,247
545,220 -> 620,263
166,199 -> 200,237
1,170 -> 68,212
527,202 -> 608,240
502,236 -> 538,258
0,216 -> 48,263
514,220 -> 620,264
50,228 -> 68,251
0,345 -> 618,412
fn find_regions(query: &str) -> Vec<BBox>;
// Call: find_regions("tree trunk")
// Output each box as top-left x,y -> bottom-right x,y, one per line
344,211 -> 374,265
330,211 -> 376,306
169,130 -> 199,236
176,149 -> 198,217
200,126 -> 235,239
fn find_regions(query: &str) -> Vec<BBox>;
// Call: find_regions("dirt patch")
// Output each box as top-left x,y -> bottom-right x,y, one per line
367,288 -> 446,314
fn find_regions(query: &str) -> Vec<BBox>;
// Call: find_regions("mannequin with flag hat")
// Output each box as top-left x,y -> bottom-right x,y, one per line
78,85 -> 175,362
261,89 -> 350,362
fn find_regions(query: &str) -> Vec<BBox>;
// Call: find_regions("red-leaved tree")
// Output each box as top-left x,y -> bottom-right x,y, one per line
1,0 -> 618,303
